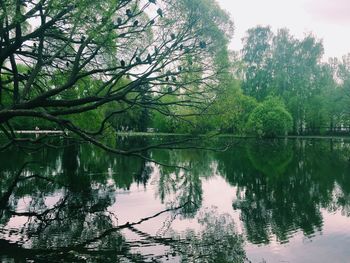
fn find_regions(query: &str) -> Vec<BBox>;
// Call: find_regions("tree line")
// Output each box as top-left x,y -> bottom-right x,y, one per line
1,0 -> 350,146
150,26 -> 350,137
239,26 -> 350,136
55,25 -> 350,138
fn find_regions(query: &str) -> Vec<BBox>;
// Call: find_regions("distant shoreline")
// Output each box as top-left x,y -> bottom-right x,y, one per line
116,132 -> 350,140
1,131 -> 349,140
0,130 -> 65,134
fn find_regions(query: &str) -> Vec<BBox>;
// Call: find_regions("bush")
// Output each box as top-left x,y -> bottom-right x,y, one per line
246,97 -> 293,137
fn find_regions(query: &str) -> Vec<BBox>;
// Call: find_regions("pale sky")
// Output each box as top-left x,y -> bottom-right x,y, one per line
216,0 -> 350,59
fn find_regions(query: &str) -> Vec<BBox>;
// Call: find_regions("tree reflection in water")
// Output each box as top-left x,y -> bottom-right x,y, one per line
217,139 -> 350,244
0,138 -> 247,262
1,137 -> 350,262
153,148 -> 215,218
169,207 -> 246,263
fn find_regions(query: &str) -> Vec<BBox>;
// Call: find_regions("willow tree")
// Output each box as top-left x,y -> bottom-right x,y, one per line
0,0 -> 233,153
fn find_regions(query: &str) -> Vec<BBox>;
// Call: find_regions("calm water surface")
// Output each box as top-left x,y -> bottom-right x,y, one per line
1,137 -> 350,262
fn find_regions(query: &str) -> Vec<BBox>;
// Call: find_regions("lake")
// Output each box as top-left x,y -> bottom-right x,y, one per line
1,137 -> 350,262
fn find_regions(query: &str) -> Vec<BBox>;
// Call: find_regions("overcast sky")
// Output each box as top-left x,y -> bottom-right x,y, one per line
216,0 -> 350,59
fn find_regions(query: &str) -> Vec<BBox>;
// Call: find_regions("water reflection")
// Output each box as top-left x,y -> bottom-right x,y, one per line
216,139 -> 350,244
0,138 -> 350,262
153,149 -> 216,218
170,208 -> 246,262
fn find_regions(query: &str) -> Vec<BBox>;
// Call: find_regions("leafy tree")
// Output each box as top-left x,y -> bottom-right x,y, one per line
0,0 -> 233,151
329,55 -> 350,132
241,26 -> 273,100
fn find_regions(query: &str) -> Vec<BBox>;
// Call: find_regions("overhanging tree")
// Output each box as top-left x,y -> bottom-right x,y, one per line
0,0 -> 233,152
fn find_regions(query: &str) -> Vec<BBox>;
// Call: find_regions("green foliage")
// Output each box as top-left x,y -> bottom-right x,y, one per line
208,80 -> 257,134
241,26 -> 273,100
174,0 -> 234,64
151,111 -> 173,133
109,103 -> 149,132
151,78 -> 257,135
246,97 -> 293,138
1,0 -> 236,149
241,27 -> 331,134
172,107 -> 204,135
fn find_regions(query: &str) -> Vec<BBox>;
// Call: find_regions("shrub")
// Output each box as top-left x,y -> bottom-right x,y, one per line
246,97 -> 293,137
